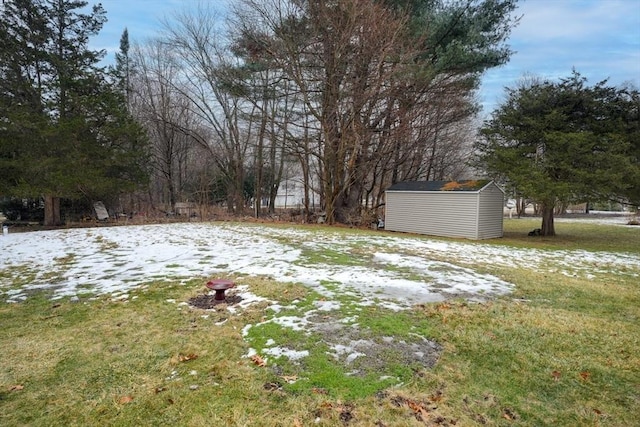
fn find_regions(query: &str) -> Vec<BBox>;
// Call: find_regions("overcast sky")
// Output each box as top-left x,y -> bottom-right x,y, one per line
92,0 -> 640,115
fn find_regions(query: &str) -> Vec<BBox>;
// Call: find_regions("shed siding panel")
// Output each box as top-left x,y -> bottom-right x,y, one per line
385,181 -> 504,240
477,184 -> 504,239
385,192 -> 479,239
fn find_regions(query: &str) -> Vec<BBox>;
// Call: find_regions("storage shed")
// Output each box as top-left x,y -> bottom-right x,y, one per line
384,180 -> 504,240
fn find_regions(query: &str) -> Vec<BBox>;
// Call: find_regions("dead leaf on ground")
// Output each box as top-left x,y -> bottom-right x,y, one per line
406,399 -> 430,421
263,382 -> 282,391
580,371 -> 591,381
551,370 -> 561,381
118,395 -> 134,404
407,400 -> 423,412
429,390 -> 444,402
502,408 -> 517,421
250,354 -> 266,367
312,387 -> 328,395
339,404 -> 354,423
437,303 -> 451,311
281,375 -> 298,383
9,384 -> 24,392
178,353 -> 198,362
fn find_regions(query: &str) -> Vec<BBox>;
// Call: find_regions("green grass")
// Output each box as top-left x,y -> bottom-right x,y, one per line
297,247 -> 369,267
502,217 -> 640,252
1,220 -> 639,426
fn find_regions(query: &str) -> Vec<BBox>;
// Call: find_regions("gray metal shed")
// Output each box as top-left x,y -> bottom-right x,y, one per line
384,180 -> 504,240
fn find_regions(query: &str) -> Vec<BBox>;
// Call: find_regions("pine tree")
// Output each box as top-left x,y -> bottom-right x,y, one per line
113,28 -> 132,106
0,0 -> 148,225
476,71 -> 639,235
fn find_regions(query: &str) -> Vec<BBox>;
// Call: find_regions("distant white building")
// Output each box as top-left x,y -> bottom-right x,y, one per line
272,177 -> 322,209
273,177 -> 305,208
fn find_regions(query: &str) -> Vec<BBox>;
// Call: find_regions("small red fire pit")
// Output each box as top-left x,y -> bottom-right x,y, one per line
206,279 -> 235,301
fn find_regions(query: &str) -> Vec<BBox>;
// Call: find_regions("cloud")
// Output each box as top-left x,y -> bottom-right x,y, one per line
479,0 -> 640,113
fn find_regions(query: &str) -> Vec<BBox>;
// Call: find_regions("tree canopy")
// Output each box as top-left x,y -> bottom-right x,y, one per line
227,0 -> 519,222
476,71 -> 640,236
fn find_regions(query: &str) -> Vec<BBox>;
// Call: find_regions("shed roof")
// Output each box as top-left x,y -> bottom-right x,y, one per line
387,179 -> 492,192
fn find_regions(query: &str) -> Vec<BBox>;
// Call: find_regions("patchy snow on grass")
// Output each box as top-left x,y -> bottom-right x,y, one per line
373,252 -> 512,300
1,222 -> 638,306
263,346 -> 309,361
3,221 -> 638,370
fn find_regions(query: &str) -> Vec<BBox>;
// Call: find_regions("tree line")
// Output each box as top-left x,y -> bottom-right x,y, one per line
2,1 -> 637,234
1,0 -> 519,225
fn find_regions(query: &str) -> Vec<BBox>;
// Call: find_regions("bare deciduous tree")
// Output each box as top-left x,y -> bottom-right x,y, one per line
161,6 -> 254,214
131,40 -> 196,211
127,0 -> 517,223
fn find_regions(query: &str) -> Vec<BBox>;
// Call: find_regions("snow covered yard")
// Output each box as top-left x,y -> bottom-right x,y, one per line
1,222 -> 638,305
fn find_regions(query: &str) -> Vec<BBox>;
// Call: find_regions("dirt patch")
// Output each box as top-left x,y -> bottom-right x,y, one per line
309,313 -> 442,377
188,293 -> 243,309
188,293 -> 442,379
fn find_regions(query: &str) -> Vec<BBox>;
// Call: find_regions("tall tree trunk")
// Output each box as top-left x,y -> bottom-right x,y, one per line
234,158 -> 245,214
166,171 -> 176,211
517,197 -> 526,218
254,112 -> 266,218
541,202 -> 556,236
43,195 -> 62,226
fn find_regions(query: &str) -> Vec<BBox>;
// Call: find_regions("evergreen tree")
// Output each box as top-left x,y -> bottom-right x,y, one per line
384,0 -> 519,88
476,71 -> 640,236
113,28 -> 132,106
0,0 -> 49,194
0,0 -> 148,225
